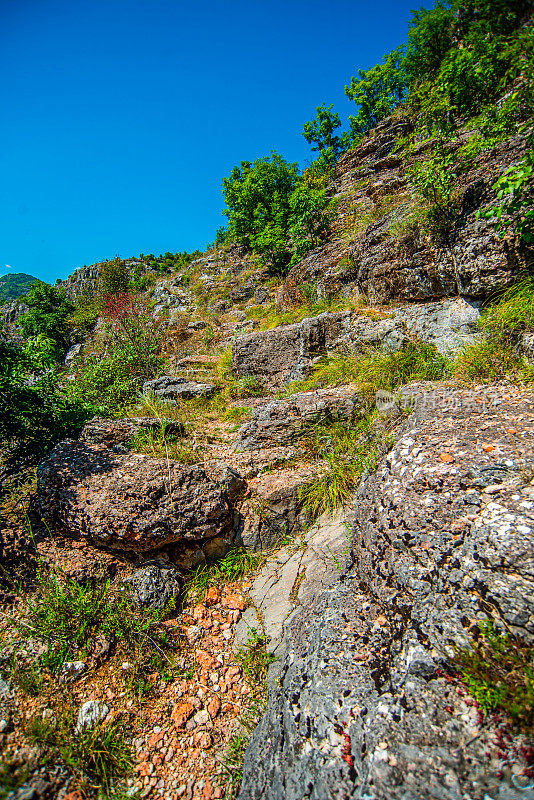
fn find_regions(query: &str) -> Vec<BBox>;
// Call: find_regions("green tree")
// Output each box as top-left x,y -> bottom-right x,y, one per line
302,104 -> 349,165
345,46 -> 408,139
222,153 -> 300,270
19,281 -> 74,358
288,183 -> 333,265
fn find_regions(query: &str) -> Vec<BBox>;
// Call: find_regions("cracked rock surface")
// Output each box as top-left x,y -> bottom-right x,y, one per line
239,384 -> 534,800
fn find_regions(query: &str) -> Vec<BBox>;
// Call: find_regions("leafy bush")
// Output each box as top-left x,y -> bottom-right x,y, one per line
98,257 -> 129,296
67,294 -> 162,416
302,103 -> 349,165
221,153 -> 333,272
19,280 -> 74,358
0,335 -> 88,446
479,142 -> 534,245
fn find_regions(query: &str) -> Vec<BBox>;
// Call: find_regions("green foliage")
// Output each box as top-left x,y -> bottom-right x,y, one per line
0,272 -> 36,303
479,145 -> 534,244
0,335 -> 88,446
457,620 -> 534,732
408,143 -> 459,240
25,710 -> 132,795
130,425 -> 202,464
19,280 -> 74,357
23,569 -> 165,671
294,340 -> 450,397
302,103 -> 349,165
345,46 -> 408,139
221,153 -> 332,272
288,183 -> 333,266
66,295 -> 162,416
99,257 -> 129,296
222,153 -> 299,270
236,628 -> 275,685
453,276 -> 534,382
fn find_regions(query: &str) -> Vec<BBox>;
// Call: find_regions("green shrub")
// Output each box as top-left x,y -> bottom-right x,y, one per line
67,295 -> 162,416
98,257 -> 129,296
19,280 -> 75,358
0,335 -> 89,446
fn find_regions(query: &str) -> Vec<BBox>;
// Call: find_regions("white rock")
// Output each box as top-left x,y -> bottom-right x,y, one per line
75,700 -> 109,733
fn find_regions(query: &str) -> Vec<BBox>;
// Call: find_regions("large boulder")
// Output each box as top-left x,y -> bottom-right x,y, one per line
79,416 -> 185,448
234,386 -> 362,451
239,385 -> 534,799
37,439 -> 237,552
232,299 -> 479,389
142,376 -> 217,401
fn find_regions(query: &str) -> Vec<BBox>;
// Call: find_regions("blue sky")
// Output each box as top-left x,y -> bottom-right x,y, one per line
1,0 -> 416,283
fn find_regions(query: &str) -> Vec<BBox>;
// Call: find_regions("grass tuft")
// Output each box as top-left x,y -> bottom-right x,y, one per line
185,547 -> 264,602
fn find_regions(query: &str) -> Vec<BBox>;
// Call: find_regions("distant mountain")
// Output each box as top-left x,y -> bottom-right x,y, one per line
0,272 -> 37,303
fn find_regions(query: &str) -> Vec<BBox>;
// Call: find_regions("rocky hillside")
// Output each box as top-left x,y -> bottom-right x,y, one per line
2,5 -> 534,799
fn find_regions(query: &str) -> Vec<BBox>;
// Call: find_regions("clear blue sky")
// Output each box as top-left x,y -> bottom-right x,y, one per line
1,0 -> 416,284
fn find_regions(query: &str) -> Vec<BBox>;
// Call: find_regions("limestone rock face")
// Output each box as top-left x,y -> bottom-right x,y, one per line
232,299 -> 479,389
142,376 -> 217,401
234,386 -> 361,451
37,439 -> 234,552
79,416 -> 185,448
239,385 -> 534,800
281,115 -> 530,306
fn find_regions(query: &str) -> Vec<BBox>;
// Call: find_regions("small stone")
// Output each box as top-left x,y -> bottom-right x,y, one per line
222,594 -> 246,611
171,702 -> 194,728
75,700 -> 109,733
194,709 -> 211,726
207,696 -> 221,719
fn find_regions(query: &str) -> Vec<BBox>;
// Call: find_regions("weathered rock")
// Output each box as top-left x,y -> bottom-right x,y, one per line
239,385 -> 534,800
142,376 -> 217,400
281,115 -> 531,306
234,386 -> 361,451
75,701 -> 109,733
232,300 -> 480,389
125,563 -> 183,609
238,465 -> 317,551
37,440 -> 234,552
79,416 -> 185,448
235,508 -> 350,656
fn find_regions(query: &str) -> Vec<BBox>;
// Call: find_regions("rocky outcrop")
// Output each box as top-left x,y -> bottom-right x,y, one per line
142,376 -> 217,401
79,416 -> 185,448
239,384 -> 534,800
232,299 -> 480,388
37,439 -> 237,553
234,386 -> 361,451
282,116 -> 531,306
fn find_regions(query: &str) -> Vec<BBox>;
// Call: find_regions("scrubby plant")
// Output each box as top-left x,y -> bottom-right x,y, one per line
457,620 -> 534,732
0,335 -> 88,446
293,340 -> 450,399
185,548 -> 264,602
19,280 -> 75,358
298,418 -> 388,517
22,568 -> 169,671
66,294 -> 162,416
